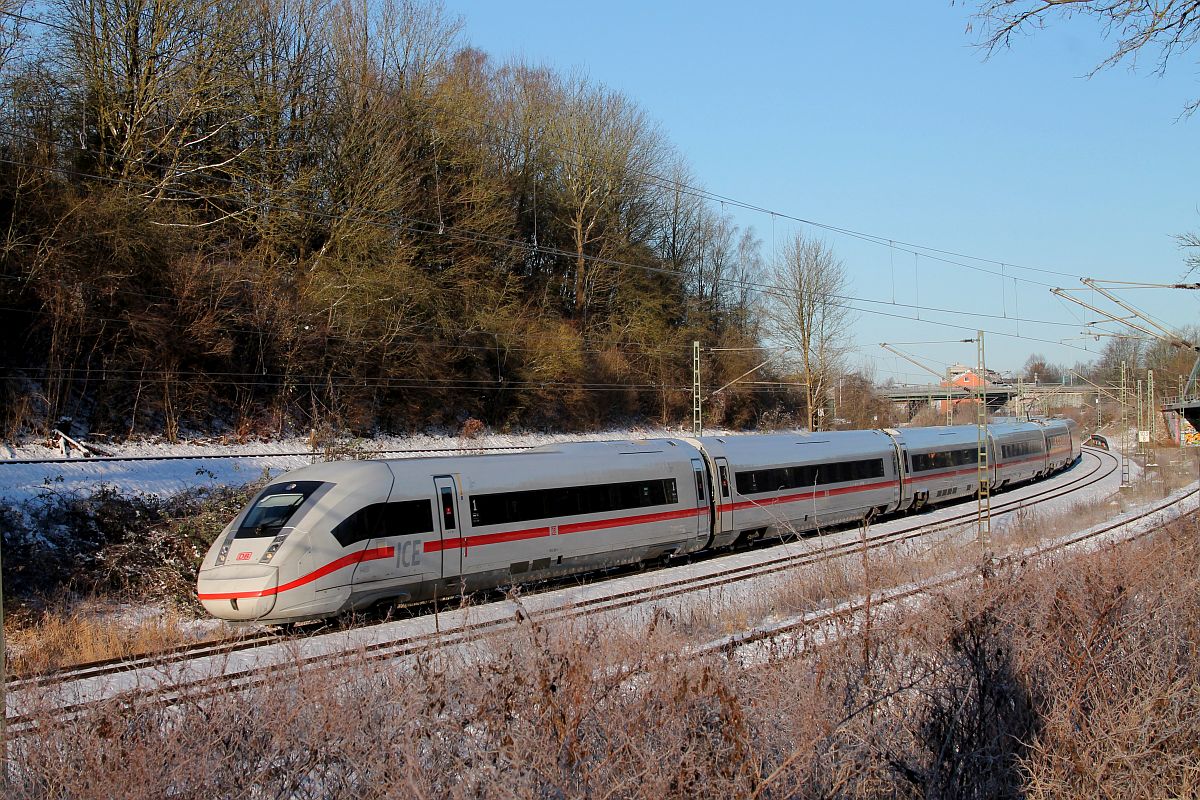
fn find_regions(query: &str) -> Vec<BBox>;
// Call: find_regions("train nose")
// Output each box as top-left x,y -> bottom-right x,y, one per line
197,564 -> 279,620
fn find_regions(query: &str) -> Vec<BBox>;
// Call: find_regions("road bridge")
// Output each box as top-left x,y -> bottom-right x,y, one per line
878,383 -> 1091,419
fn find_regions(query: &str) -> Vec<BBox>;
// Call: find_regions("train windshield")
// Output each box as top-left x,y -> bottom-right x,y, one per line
236,481 -> 325,538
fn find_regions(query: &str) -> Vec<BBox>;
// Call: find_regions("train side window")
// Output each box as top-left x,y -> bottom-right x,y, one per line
734,458 -> 883,494
440,487 -> 456,530
469,477 -> 679,526
332,506 -> 370,547
332,499 -> 434,547
719,465 -> 730,497
694,469 -> 705,502
381,499 -> 434,537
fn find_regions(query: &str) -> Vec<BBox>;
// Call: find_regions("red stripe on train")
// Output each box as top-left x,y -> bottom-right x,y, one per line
716,478 -> 898,514
197,546 -> 395,601
424,506 -> 708,553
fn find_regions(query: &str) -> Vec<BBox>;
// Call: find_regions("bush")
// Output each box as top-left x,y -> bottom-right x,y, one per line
0,481 -> 260,612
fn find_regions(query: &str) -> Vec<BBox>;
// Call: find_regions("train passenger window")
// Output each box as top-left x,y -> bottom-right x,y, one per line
331,499 -> 435,547
440,487 -> 456,530
694,469 -> 705,502
911,448 -> 978,473
719,466 -> 730,498
469,477 -> 679,526
236,480 -> 325,538
385,500 -> 434,537
733,458 -> 884,495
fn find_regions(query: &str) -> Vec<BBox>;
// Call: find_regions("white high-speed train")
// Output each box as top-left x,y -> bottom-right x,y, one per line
197,418 -> 1080,623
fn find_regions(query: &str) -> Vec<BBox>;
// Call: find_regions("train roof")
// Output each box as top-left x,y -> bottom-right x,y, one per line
253,458 -> 395,485
1034,417 -> 1074,432
696,429 -> 895,460
985,421 -> 1046,438
886,425 -> 980,449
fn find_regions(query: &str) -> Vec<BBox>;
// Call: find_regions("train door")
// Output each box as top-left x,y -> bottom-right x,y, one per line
433,476 -> 463,588
690,458 -> 711,544
714,457 -> 734,538
890,440 -> 908,513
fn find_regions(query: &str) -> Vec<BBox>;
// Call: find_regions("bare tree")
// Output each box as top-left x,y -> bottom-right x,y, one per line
968,0 -> 1200,115
656,155 -> 704,276
55,0 -> 250,204
234,0 -> 335,242
1021,352 -> 1064,384
1095,334 -> 1146,384
0,0 -> 26,75
968,1 -> 1200,298
544,74 -> 663,329
766,232 -> 854,430
1180,229 -> 1200,279
693,207 -> 739,317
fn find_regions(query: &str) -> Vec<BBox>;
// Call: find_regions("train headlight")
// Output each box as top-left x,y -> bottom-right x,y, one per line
216,542 -> 231,566
260,533 -> 288,564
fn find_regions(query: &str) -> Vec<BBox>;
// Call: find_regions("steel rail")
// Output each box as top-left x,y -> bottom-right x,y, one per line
0,445 -> 534,467
697,461 -> 1194,662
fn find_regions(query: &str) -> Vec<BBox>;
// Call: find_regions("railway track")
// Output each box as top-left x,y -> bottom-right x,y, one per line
0,444 -> 533,467
700,457 -> 1197,666
5,448 -> 1127,729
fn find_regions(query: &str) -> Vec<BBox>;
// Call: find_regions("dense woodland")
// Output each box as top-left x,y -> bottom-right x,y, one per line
0,0 -> 818,440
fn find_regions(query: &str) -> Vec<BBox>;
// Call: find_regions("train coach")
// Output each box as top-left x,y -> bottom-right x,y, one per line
198,418 -> 1081,623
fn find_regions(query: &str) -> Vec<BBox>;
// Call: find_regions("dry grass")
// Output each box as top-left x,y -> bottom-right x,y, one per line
6,517 -> 1200,798
4,597 -> 226,675
670,448 -> 1197,685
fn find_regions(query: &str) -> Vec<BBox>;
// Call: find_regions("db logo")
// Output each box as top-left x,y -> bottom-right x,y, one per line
236,552 -> 253,561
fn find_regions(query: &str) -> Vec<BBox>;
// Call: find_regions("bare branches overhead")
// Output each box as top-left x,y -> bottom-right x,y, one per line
969,0 -> 1200,114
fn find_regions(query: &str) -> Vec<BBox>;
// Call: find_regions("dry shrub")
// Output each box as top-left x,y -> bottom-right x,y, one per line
5,517 -> 1200,798
5,599 -> 220,675
458,417 -> 486,439
1012,527 -> 1200,797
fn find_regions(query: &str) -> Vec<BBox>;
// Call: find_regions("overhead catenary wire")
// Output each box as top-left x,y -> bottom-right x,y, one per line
0,372 -> 820,396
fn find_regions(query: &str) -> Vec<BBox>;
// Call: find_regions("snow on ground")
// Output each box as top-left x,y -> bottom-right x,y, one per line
0,427 -> 743,505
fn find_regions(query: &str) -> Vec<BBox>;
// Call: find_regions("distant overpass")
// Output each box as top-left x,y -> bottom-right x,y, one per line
877,383 -> 1092,415
1162,394 -> 1200,444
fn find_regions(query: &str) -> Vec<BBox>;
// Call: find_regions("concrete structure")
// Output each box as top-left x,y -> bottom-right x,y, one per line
1162,395 -> 1200,446
878,381 -> 1088,422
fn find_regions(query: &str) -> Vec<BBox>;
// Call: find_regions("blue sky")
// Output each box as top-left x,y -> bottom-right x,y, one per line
443,1 -> 1200,379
